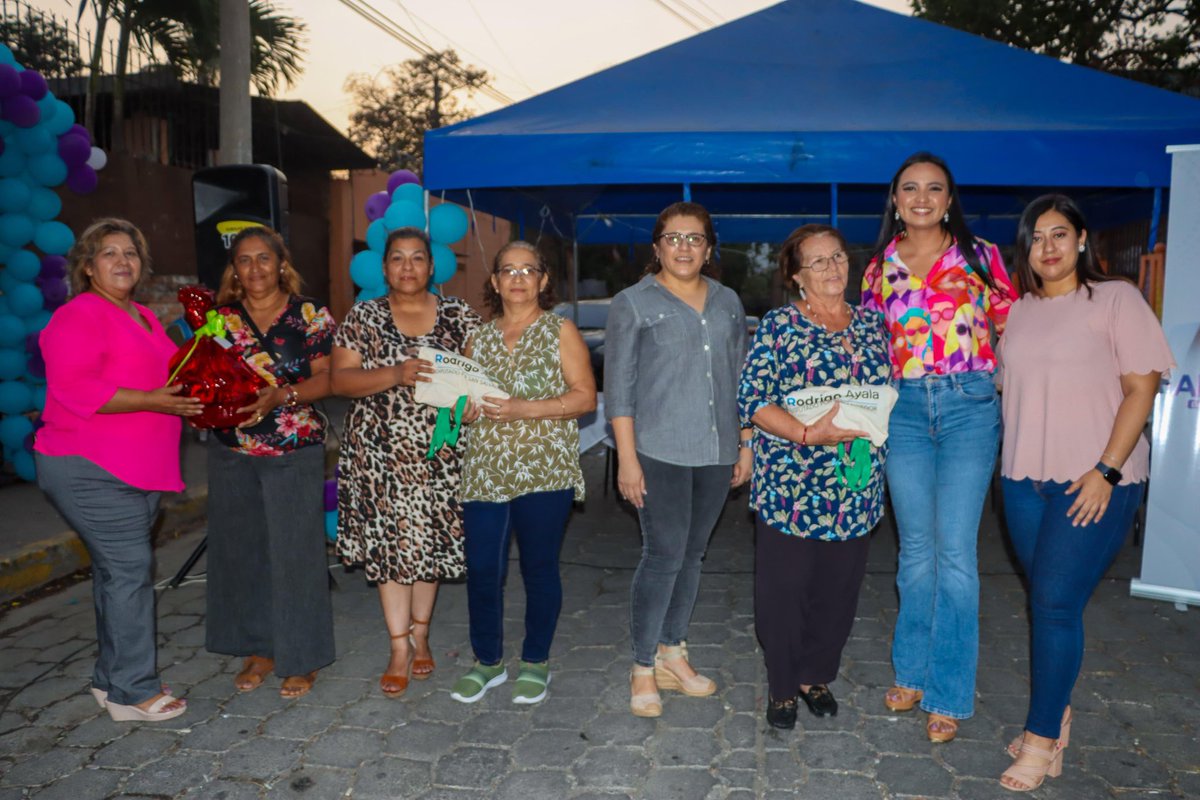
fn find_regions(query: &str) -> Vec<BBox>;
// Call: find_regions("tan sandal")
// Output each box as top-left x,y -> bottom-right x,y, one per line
380,632 -> 413,697
630,666 -> 662,718
280,672 -> 316,699
654,642 -> 716,697
883,685 -> 922,711
927,713 -> 959,743
410,616 -> 435,681
1007,707 -> 1071,759
235,655 -> 275,692
1000,739 -> 1063,791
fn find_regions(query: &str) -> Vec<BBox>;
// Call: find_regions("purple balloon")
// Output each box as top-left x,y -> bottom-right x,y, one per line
18,70 -> 47,101
323,478 -> 338,511
39,254 -> 66,279
386,169 -> 420,196
0,65 -> 19,98
40,278 -> 67,306
24,331 -> 39,354
68,123 -> 90,143
2,94 -> 40,128
57,132 -> 90,167
364,190 -> 389,222
26,349 -> 44,379
65,163 -> 98,194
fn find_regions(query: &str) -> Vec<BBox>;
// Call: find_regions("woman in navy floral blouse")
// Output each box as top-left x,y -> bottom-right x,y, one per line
204,226 -> 336,700
737,224 -> 892,730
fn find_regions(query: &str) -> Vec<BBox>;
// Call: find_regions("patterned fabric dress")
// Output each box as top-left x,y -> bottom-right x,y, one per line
461,312 -> 585,503
737,304 -> 893,541
335,296 -> 481,584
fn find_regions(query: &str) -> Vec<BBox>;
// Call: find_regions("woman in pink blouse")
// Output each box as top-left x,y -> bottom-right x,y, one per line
862,152 -> 1016,743
997,195 -> 1173,791
35,218 -> 200,722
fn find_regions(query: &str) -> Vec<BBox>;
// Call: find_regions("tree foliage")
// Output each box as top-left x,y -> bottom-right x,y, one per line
346,50 -> 490,175
0,11 -> 86,77
912,0 -> 1200,92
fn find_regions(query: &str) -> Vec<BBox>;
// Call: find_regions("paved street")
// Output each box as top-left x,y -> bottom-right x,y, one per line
1,451 -> 1198,799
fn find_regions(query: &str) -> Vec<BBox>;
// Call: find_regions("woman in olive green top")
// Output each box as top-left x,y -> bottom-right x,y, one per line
450,241 -> 597,705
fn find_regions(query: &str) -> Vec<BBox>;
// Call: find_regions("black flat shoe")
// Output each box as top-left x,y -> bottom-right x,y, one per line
798,684 -> 838,717
766,696 -> 798,729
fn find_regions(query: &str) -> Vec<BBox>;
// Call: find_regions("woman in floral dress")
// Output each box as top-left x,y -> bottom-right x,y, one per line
737,224 -> 891,730
332,227 -> 481,697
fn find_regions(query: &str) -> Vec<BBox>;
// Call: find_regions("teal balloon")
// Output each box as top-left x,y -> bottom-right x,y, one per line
33,220 -> 73,254
324,509 -> 337,542
0,44 -> 15,67
27,153 -> 67,186
0,314 -> 22,344
22,309 -> 51,333
391,182 -> 424,207
0,178 -> 31,212
383,200 -> 425,232
0,412 -> 32,448
348,249 -> 384,290
5,248 -> 39,280
31,383 -> 45,410
44,100 -> 74,136
429,203 -> 469,244
431,243 -> 457,285
12,449 -> 35,481
15,127 -> 55,155
0,213 -> 33,247
6,282 -> 42,316
0,348 -> 24,379
355,285 -> 386,303
0,148 -> 25,178
0,380 -> 32,414
365,218 -> 387,253
26,187 -> 61,221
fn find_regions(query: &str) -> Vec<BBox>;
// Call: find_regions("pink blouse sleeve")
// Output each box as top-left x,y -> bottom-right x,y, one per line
981,243 -> 1015,336
1111,281 -> 1176,377
861,259 -> 883,313
40,304 -> 118,418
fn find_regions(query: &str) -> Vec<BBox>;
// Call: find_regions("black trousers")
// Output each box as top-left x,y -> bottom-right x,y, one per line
754,516 -> 870,701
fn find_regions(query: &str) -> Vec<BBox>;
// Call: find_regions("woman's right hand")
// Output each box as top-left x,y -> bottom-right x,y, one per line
617,455 -> 647,509
147,385 -> 204,417
394,358 -> 433,387
802,402 -> 868,445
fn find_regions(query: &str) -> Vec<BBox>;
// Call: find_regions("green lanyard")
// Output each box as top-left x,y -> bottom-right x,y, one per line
834,437 -> 872,492
427,395 -> 468,459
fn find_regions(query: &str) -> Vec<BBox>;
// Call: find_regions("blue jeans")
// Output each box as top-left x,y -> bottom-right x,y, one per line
1002,477 -> 1143,739
630,455 -> 732,666
887,371 -> 1000,719
462,489 -> 575,665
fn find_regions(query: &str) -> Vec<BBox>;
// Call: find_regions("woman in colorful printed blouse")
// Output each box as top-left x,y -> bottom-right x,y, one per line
205,226 -> 336,699
332,227 -> 481,698
997,195 -> 1172,791
737,224 -> 892,730
862,152 -> 1016,743
605,202 -> 751,718
36,218 -> 199,722
448,241 -> 596,705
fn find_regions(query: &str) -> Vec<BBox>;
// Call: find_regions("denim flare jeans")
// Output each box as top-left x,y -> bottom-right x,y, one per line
886,370 -> 1000,720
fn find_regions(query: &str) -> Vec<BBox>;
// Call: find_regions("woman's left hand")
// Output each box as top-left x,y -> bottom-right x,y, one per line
461,398 -> 482,424
480,395 -> 527,423
731,446 -> 753,487
1065,469 -> 1113,527
236,386 -> 285,428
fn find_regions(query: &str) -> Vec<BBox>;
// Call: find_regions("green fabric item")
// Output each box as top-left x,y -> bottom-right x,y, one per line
427,395 -> 468,459
835,437 -> 872,492
449,662 -> 507,704
511,661 -> 551,705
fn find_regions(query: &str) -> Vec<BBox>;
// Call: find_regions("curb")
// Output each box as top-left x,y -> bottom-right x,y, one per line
0,489 -> 209,605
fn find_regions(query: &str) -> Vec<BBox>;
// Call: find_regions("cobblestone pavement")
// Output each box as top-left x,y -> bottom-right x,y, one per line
1,452 -> 1198,799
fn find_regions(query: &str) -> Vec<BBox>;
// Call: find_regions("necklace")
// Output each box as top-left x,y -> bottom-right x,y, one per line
802,298 -> 852,332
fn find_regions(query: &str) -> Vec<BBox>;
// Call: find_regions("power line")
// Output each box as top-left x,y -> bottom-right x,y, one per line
464,0 -> 537,94
335,0 -> 514,105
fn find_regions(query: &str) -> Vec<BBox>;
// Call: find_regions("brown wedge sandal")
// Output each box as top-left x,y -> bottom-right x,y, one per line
410,615 -> 435,681
380,632 -> 413,697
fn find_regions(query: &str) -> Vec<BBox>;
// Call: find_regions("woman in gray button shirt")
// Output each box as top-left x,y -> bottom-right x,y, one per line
604,201 -> 751,718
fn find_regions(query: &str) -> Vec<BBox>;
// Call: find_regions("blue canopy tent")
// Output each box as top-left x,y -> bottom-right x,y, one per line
425,0 -> 1200,249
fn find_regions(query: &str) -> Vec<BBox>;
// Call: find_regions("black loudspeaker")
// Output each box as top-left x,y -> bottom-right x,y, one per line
192,165 -> 289,289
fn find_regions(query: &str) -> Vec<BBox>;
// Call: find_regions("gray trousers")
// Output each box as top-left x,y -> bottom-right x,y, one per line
35,454 -> 163,706
205,442 -> 335,676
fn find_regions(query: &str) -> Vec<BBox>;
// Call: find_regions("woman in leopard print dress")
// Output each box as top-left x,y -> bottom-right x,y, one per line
332,227 -> 481,697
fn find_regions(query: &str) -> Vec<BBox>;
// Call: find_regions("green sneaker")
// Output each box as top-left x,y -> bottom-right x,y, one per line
449,662 -> 507,704
511,661 -> 551,705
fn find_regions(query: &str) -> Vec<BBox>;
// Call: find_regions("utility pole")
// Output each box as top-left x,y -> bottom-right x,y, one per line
219,0 -> 252,164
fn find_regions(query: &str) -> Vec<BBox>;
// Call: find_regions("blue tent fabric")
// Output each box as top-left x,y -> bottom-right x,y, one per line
424,0 -> 1200,243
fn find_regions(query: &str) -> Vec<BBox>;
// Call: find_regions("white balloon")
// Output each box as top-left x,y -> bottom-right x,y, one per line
86,147 -> 107,171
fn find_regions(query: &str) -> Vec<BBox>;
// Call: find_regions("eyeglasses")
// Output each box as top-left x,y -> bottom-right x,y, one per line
801,251 -> 849,272
657,232 -> 708,248
495,266 -> 544,279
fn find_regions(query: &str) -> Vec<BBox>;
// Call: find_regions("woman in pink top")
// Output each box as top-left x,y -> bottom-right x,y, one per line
862,152 -> 1017,743
34,218 -> 201,723
997,195 -> 1173,791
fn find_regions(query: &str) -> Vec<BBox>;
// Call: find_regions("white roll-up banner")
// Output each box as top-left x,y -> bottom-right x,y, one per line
1132,144 -> 1200,608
